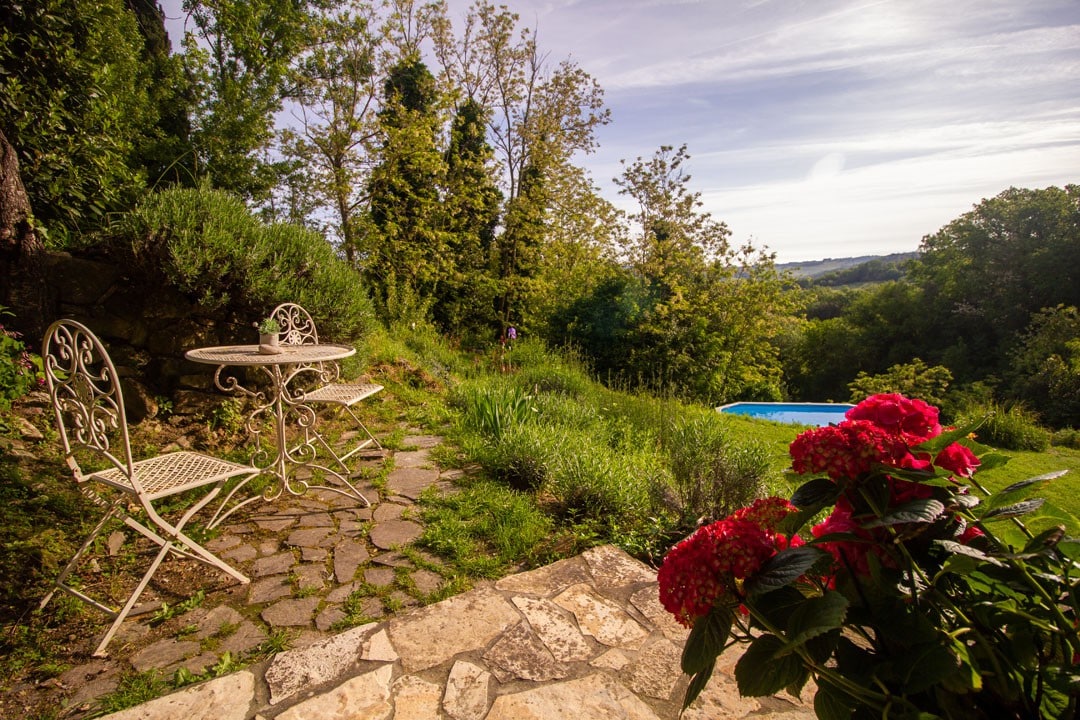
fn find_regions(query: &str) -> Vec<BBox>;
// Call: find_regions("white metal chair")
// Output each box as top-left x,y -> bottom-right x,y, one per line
270,303 -> 383,471
40,320 -> 258,657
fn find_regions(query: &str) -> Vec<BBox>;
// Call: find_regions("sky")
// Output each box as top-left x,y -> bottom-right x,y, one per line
162,0 -> 1080,263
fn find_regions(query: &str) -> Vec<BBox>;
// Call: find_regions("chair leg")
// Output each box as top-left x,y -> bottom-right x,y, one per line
140,490 -> 250,585
91,537 -> 174,657
40,501 -> 124,616
45,490 -> 250,657
335,405 -> 382,465
302,405 -> 381,473
87,511 -> 248,656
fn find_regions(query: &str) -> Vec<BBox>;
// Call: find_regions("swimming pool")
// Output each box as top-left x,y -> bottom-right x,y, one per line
718,402 -> 854,426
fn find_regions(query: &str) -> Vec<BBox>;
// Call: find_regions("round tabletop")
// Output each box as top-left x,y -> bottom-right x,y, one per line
184,343 -> 356,367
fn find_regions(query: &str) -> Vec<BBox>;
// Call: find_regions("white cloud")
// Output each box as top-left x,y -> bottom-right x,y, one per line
702,139 -> 1080,260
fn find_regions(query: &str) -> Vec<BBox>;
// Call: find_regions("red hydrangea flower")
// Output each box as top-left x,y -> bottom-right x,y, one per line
811,501 -> 895,577
658,502 -> 801,628
790,420 -> 912,480
935,442 -> 981,478
846,393 -> 942,445
730,496 -> 799,532
958,523 -> 984,544
889,477 -> 935,505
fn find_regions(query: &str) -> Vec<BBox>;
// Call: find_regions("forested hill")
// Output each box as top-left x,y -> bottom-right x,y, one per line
778,252 -> 918,286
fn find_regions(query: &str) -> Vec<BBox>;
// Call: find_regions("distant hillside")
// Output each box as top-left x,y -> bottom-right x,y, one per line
778,252 -> 918,284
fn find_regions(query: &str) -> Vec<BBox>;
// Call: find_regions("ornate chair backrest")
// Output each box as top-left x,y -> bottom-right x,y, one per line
42,320 -> 138,493
269,302 -> 342,385
267,302 -> 339,386
271,303 -> 319,347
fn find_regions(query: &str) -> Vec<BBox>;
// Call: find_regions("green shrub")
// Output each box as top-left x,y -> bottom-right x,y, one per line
960,403 -> 1051,452
1051,428 -> 1080,449
532,393 -> 601,433
392,320 -> 469,382
418,477 -> 554,575
511,339 -> 593,398
481,424 -> 560,492
547,442 -> 661,527
665,413 -> 770,524
848,358 -> 953,408
119,185 -> 374,340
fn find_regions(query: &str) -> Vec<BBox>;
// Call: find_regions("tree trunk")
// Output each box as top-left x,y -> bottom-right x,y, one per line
0,128 -> 51,340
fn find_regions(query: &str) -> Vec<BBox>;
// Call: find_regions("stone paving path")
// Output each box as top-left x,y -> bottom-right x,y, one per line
100,545 -> 815,720
54,434 -> 813,719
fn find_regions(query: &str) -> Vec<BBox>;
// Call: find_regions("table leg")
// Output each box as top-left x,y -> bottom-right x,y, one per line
208,364 -> 371,524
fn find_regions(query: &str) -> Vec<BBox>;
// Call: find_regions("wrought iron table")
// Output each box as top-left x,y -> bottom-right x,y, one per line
185,343 -> 371,522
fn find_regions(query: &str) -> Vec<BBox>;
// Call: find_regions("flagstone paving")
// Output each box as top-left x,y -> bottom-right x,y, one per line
100,545 -> 815,720
54,434 -> 813,719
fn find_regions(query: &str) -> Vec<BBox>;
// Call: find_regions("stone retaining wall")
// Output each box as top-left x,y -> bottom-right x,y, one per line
44,250 -> 257,421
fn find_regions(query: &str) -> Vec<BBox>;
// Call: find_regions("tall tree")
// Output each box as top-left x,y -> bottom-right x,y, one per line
438,97 -> 502,342
603,144 -> 791,402
1009,304 -> 1080,428
910,184 -> 1080,381
363,54 -> 448,323
182,0 -> 316,202
432,1 -> 609,330
124,0 -> 196,188
497,157 -> 546,333
614,144 -> 729,287
0,129 -> 49,339
279,5 -> 381,263
527,162 -> 622,339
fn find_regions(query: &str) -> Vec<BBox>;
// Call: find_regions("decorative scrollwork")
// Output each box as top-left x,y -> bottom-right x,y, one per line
272,303 -> 320,346
44,321 -> 129,471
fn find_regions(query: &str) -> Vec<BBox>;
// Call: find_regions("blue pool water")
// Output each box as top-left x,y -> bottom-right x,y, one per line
718,402 -> 854,427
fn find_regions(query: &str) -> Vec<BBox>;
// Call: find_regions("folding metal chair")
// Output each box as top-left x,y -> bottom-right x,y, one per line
270,303 -> 383,471
39,320 -> 258,656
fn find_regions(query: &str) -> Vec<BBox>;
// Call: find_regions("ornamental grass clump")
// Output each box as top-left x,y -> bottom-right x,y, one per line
659,393 -> 1078,719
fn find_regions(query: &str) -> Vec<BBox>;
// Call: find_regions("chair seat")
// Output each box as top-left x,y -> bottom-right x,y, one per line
302,382 -> 382,408
90,451 -> 258,500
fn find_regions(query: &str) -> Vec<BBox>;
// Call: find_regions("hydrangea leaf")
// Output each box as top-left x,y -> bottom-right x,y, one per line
751,585 -> 808,628
884,641 -> 961,694
735,634 -> 804,696
782,591 -> 848,651
744,546 -> 828,597
982,498 -> 1045,520
790,477 -> 839,509
681,659 -> 716,711
814,679 -> 855,720
681,606 -> 732,675
862,498 -> 945,528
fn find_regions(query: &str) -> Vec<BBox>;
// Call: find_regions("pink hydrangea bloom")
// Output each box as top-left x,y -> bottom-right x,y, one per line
845,393 -> 942,445
935,442 -> 981,478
